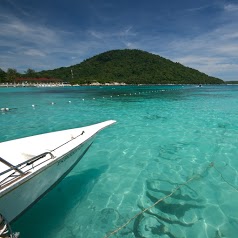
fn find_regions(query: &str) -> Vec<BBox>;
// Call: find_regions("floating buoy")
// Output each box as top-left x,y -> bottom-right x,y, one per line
51,102 -> 55,105
1,108 -> 9,112
68,101 -> 71,103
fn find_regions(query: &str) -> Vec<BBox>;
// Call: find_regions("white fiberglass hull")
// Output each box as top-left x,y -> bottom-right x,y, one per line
0,120 -> 116,222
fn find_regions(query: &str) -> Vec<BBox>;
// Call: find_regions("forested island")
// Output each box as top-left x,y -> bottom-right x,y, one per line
0,49 -> 224,85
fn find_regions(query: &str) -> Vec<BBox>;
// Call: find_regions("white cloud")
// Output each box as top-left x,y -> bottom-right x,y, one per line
186,4 -> 211,12
118,26 -> 136,37
216,44 -> 238,56
160,18 -> 238,81
175,56 -> 222,66
175,55 -> 237,74
88,26 -> 136,40
219,32 -> 238,40
224,4 -> 238,12
0,14 -> 78,71
88,30 -> 104,39
24,49 -> 46,57
0,13 -> 74,49
123,42 -> 136,48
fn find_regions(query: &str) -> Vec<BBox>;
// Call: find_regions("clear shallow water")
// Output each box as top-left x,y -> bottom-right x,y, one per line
1,85 -> 238,238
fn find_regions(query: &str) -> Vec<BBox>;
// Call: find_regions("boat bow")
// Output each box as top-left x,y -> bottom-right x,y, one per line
0,120 -> 116,222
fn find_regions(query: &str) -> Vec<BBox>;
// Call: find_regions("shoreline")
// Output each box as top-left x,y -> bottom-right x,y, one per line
0,82 -> 228,88
0,82 -> 127,87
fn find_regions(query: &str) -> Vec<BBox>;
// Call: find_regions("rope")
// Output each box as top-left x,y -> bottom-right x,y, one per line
104,162 -> 238,238
50,131 -> 85,152
211,162 -> 238,192
104,172 -> 200,238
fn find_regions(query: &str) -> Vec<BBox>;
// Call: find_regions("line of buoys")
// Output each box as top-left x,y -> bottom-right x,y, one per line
1,88 -> 184,113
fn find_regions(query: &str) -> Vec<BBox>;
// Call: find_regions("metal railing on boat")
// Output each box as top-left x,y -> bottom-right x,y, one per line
0,152 -> 54,187
0,130 -> 85,187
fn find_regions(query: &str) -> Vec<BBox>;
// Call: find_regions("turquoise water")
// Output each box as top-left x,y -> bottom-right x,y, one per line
1,85 -> 238,238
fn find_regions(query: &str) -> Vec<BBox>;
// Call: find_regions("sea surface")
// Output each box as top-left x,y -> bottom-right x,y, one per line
1,85 -> 238,238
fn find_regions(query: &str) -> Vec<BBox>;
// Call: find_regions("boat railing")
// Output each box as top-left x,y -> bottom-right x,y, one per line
0,152 -> 54,185
0,130 -> 85,187
0,157 -> 25,176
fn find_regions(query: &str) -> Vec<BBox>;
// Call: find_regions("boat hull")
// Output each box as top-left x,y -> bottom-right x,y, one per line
0,137 -> 94,222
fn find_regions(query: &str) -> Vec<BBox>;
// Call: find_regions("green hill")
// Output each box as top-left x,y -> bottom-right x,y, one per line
29,49 -> 224,84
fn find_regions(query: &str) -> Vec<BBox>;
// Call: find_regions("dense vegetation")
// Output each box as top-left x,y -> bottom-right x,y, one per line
0,68 -> 7,82
225,81 -> 238,84
0,49 -> 224,84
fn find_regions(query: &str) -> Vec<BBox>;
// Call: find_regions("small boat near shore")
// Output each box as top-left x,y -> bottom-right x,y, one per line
0,120 -> 116,228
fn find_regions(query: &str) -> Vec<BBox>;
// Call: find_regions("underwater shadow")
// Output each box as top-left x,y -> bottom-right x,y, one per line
12,165 -> 108,238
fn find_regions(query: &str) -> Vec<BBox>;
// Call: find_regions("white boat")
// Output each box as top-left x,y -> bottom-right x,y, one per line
0,120 -> 116,224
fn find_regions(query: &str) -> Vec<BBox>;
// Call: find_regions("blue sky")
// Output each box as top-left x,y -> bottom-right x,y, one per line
0,0 -> 238,81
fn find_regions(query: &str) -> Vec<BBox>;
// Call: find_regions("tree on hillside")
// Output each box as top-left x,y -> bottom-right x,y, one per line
6,68 -> 19,82
24,68 -> 37,78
